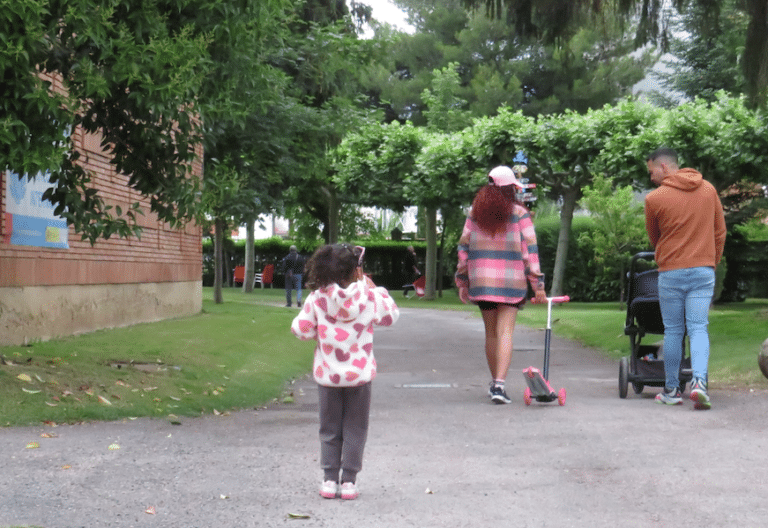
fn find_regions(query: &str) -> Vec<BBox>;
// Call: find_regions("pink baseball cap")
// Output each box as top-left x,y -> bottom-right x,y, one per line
488,165 -> 523,188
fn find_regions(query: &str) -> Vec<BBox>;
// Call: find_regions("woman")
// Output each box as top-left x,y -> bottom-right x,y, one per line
455,166 -> 547,404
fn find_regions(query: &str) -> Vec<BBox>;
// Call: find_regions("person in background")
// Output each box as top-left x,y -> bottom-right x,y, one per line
291,244 -> 399,500
456,166 -> 547,404
280,245 -> 306,307
402,245 -> 421,297
645,147 -> 726,410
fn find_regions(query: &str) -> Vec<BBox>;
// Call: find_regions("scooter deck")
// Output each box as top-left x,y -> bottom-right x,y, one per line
523,366 -> 556,397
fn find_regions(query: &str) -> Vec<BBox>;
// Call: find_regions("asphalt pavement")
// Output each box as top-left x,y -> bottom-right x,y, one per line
1,306 -> 767,528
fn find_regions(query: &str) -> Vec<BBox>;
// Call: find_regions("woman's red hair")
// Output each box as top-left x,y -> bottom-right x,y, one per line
471,184 -> 523,236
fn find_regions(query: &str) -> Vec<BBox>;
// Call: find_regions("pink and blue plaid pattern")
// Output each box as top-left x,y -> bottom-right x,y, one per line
455,204 -> 544,304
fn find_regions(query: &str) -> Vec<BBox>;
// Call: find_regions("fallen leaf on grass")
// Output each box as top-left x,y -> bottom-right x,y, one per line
22,387 -> 41,394
145,506 -> 156,515
26,442 -> 40,449
45,402 -> 58,407
287,513 -> 311,519
97,396 -> 112,405
17,374 -> 32,383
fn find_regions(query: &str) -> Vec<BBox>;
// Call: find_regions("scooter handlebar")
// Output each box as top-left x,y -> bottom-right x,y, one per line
531,295 -> 570,304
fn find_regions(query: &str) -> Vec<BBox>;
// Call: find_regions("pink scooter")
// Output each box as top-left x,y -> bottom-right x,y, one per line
523,295 -> 570,406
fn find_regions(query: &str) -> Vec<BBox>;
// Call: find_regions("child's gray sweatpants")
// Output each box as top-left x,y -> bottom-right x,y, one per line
318,382 -> 372,484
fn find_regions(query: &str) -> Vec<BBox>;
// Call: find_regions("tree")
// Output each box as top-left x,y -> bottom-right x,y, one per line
2,0 -> 293,244
461,0 -> 768,110
653,0 -> 748,105
377,0 -> 650,121
578,174 -> 647,302
271,16 -> 384,244
2,0 -> 214,243
199,160 -> 260,304
410,130 -> 483,299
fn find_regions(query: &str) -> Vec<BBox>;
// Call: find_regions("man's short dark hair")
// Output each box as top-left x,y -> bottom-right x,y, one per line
647,147 -> 678,164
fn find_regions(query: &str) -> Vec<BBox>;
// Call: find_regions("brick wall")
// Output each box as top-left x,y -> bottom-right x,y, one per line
0,75 -> 203,344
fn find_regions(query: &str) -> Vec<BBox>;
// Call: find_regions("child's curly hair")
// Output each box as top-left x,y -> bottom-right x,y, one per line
304,244 -> 362,290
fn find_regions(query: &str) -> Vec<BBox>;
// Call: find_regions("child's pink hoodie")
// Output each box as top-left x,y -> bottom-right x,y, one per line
291,279 -> 399,387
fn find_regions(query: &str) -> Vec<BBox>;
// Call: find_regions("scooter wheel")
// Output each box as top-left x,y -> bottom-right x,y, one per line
523,387 -> 532,406
558,388 -> 566,406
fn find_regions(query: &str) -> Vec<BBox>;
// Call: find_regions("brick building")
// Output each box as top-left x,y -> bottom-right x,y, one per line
0,76 -> 202,346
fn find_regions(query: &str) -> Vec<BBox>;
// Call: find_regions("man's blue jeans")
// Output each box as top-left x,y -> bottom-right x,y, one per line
657,267 -> 715,390
285,273 -> 302,307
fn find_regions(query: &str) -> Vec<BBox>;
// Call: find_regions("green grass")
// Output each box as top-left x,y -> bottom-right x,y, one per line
513,299 -> 768,389
2,286 -> 766,427
0,289 -> 314,427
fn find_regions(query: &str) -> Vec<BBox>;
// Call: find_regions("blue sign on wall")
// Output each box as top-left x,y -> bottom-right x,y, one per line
5,170 -> 69,249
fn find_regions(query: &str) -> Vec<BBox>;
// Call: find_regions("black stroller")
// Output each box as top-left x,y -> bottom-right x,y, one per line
618,252 -> 692,398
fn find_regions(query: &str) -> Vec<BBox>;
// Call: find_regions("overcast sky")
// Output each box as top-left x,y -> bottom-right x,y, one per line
351,0 -> 414,35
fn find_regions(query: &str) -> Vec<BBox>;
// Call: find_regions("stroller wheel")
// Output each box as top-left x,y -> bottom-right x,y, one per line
619,357 -> 629,399
632,382 -> 645,394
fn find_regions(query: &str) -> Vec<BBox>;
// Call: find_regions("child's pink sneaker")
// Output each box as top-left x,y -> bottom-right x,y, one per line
319,480 -> 338,499
340,482 -> 358,500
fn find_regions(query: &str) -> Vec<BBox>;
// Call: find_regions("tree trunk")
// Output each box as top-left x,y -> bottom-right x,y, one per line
424,207 -> 438,300
437,213 -> 446,298
321,186 -> 340,244
551,187 -> 579,296
243,217 -> 255,293
744,0 -> 768,109
213,217 -> 225,304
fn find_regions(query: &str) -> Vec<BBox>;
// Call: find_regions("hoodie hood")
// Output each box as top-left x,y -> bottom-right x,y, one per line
662,168 -> 703,192
315,280 -> 371,322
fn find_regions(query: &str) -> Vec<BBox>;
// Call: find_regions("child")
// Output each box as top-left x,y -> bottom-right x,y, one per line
291,244 -> 399,500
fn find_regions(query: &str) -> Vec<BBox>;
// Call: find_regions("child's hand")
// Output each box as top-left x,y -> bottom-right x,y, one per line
532,290 -> 548,304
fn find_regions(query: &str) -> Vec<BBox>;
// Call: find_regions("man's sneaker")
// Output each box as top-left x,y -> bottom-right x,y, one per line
340,482 -> 358,500
690,378 -> 711,410
655,387 -> 683,405
490,384 -> 511,404
319,480 -> 338,499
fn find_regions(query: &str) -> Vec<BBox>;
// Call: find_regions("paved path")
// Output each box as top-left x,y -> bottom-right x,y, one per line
1,307 -> 767,527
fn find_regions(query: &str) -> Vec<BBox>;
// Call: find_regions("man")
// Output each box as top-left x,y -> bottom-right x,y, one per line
644,148 -> 726,409
281,245 -> 306,308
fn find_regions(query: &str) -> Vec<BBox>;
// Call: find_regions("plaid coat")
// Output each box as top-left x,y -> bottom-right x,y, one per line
455,204 -> 544,304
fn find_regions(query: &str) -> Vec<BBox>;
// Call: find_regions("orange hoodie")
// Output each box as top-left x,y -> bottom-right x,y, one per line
644,168 -> 726,272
